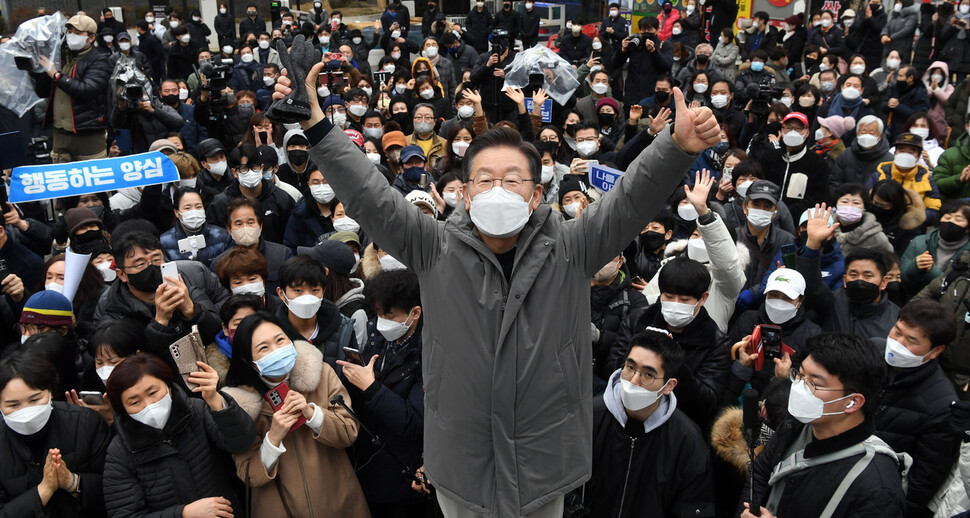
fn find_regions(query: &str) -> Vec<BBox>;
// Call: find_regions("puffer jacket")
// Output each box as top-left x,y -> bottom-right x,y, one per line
30,45 -> 111,133
830,135 -> 895,190
914,250 -> 970,387
282,195 -> 335,252
835,212 -> 894,256
591,271 -> 648,380
103,385 -> 257,517
160,222 -> 231,264
945,81 -> 970,143
643,212 -> 749,333
0,403 -> 110,517
932,441 -> 970,518
712,40 -> 739,83
923,61 -> 954,137
222,341 -> 371,517
307,117 -> 699,516
869,161 -> 941,223
882,3 -> 920,62
935,132 -> 970,200
873,338 -> 962,517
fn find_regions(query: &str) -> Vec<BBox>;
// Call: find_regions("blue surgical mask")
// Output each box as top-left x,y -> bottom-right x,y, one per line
403,166 -> 424,183
254,343 -> 298,378
751,61 -> 764,72
713,141 -> 729,154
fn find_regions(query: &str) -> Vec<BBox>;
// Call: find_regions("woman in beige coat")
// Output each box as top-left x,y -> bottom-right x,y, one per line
222,311 -> 371,517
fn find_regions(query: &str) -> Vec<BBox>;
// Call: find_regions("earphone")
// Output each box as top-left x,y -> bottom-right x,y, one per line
846,401 -> 855,409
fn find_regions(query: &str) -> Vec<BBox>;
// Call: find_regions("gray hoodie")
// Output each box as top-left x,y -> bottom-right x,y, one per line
603,368 -> 678,433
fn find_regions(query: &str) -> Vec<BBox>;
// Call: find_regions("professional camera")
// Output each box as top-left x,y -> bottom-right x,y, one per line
490,27 -> 510,54
628,34 -> 641,48
112,62 -> 152,109
199,58 -> 233,93
746,76 -> 775,117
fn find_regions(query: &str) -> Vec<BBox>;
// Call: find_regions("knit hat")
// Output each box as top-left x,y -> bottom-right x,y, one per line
595,97 -> 619,114
320,95 -> 345,112
382,131 -> 407,151
817,115 -> 856,139
64,207 -> 102,236
297,240 -> 356,276
19,291 -> 74,328
558,175 -> 589,206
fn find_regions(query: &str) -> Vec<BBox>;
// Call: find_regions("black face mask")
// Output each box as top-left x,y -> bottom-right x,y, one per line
74,229 -> 104,246
565,123 -> 579,136
663,3 -> 672,12
88,205 -> 105,218
896,79 -> 910,91
939,221 -> 968,242
885,281 -> 905,306
869,205 -> 895,221
696,54 -> 710,65
640,230 -> 667,251
127,264 -> 162,293
503,2 -> 512,9
655,91 -> 670,103
598,112 -> 615,126
805,57 -> 818,69
161,94 -> 179,106
844,279 -> 881,305
288,149 -> 308,166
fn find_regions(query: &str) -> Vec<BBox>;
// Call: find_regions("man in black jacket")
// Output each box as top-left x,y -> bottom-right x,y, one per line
582,329 -> 714,518
135,21 -> 165,83
493,0 -> 521,44
464,1 -> 493,54
739,332 -> 906,518
734,180 -> 797,291
519,2 -> 541,48
612,257 -> 731,432
469,30 -> 517,123
829,115 -> 894,189
590,254 -> 648,383
848,0 -> 888,67
31,14 -> 111,163
614,17 -> 671,106
238,4 -> 266,39
875,299 -> 962,518
601,3 -> 629,48
761,112 -> 831,218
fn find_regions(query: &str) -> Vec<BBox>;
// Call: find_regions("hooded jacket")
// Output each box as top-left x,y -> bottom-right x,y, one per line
882,3 -> 920,58
580,370 -> 714,518
305,114 -> 699,516
835,211 -> 894,256
830,135 -> 895,190
870,160 -> 941,223
276,129 -> 312,192
873,338 -> 962,517
222,341 -> 370,517
934,132 -> 970,200
922,61 -> 954,137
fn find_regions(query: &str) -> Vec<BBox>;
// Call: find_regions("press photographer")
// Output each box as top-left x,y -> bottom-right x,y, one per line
29,14 -> 111,163
193,58 -> 251,150
110,69 -> 184,153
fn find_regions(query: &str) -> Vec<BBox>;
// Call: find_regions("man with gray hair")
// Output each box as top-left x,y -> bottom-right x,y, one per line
830,115 -> 894,189
676,43 -> 722,88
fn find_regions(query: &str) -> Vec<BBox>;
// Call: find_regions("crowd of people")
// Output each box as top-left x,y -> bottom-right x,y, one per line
1,0 -> 970,517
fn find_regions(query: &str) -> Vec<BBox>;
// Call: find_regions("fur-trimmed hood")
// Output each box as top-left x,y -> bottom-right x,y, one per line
361,242 -> 383,280
899,187 -> 927,231
662,237 -> 752,271
710,407 -> 763,476
221,340 -> 324,421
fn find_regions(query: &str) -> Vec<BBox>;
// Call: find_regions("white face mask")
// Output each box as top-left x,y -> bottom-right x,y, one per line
232,227 -> 261,247
591,82 -> 609,95
103,35 -> 114,43
815,128 -> 827,142
353,37 -> 363,44
379,254 -> 408,271
525,2 -> 534,8
377,309 -> 415,341
237,169 -> 262,188
563,201 -> 582,218
672,28 -> 682,35
711,94 -> 729,108
258,40 -> 271,49
894,152 -> 918,169
661,300 -> 698,328
220,8 -> 228,14
620,378 -> 670,411
849,64 -> 866,75
747,208 -> 775,229
146,16 -> 155,22
443,192 -> 459,207
886,58 -> 901,70
310,184 -> 336,204
170,21 -> 180,29
179,88 -> 189,100
961,4 -> 970,13
96,261 -> 117,282
576,140 -> 598,158
362,86 -> 373,97
677,204 -> 699,221
686,238 -> 709,263
470,186 -> 534,239
910,127 -> 929,140
180,209 -> 206,231
592,41 -> 602,50
783,130 -> 806,147
391,31 -> 402,40
66,33 -> 89,51
736,180 -> 753,198
778,96 -> 793,107
331,112 -> 348,129
179,177 -> 197,189
119,42 -> 131,51
799,96 -> 815,108
2,395 -> 54,435
348,104 -> 367,117
284,294 -> 323,320
179,35 -> 192,44
193,16 -> 201,22
842,86 -> 861,101
419,88 -> 435,100
45,281 -> 65,294
207,160 -> 227,177
787,379 -> 855,423
232,281 -> 265,297
540,164 -> 555,184
610,9 -> 619,16
820,81 -> 836,93
884,336 -> 928,368
333,216 -> 360,233
317,86 -> 331,97
693,83 -> 708,94
96,365 -> 115,384
452,141 -> 470,158
894,3 -> 902,12
821,18 -> 832,27
423,46 -> 439,58
241,53 -> 254,63
263,76 -> 276,87
130,390 -> 173,429
856,133 -> 879,149
384,64 -> 396,74
366,152 -> 382,164
765,298 -> 799,324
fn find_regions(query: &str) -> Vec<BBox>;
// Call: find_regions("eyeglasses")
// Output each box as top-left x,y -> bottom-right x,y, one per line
236,166 -> 264,174
781,124 -> 804,132
469,174 -> 534,190
622,363 -> 665,387
413,115 -> 435,122
122,256 -> 164,272
16,323 -> 55,336
789,369 -> 848,395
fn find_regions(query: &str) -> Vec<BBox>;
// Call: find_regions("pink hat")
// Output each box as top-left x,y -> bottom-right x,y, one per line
817,115 -> 856,139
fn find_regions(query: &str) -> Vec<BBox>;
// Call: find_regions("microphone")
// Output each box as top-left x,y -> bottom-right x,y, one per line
330,394 -> 344,406
742,388 -> 760,448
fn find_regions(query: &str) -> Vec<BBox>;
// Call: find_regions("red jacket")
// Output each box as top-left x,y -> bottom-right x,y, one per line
657,9 -> 681,41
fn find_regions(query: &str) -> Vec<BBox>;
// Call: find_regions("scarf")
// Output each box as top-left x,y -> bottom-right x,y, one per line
826,92 -> 863,120
815,138 -> 840,155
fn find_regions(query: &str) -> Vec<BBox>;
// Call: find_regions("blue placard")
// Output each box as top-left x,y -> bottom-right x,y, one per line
9,151 -> 179,203
524,98 -> 553,123
589,163 -> 625,192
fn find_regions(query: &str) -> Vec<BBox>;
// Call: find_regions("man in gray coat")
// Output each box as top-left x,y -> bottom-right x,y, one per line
274,60 -> 719,518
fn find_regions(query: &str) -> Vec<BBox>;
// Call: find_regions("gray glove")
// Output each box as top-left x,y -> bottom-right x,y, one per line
590,323 -> 601,344
266,34 -> 322,124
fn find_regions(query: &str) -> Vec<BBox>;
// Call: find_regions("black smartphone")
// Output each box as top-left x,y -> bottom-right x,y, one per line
781,243 -> 797,269
760,324 -> 783,364
0,259 -> 10,282
343,347 -> 364,366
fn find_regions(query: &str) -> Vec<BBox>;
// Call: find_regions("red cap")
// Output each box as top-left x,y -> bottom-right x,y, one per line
344,129 -> 364,147
783,112 -> 809,127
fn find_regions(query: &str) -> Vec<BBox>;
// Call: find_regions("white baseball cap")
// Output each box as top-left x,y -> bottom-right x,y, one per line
765,269 -> 806,299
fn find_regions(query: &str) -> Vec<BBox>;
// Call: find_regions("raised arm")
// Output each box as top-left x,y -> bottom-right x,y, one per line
566,88 -> 718,275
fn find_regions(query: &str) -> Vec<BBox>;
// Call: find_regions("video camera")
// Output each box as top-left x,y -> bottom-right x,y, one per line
745,76 -> 776,118
199,58 -> 233,93
490,27 -> 510,54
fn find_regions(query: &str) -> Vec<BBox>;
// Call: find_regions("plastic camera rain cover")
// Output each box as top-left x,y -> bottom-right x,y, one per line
110,55 -> 154,103
502,44 -> 579,106
0,12 -> 67,117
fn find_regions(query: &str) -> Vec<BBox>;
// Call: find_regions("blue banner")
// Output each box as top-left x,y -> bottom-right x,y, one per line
524,98 -> 554,123
9,152 -> 179,203
589,163 -> 625,192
